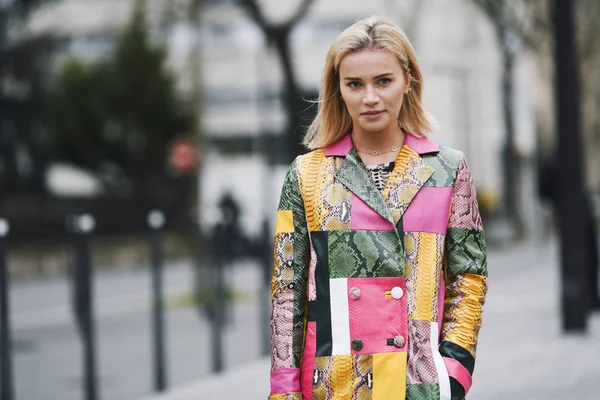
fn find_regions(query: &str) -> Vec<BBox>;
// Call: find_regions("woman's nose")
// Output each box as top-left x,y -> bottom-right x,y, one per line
363,86 -> 379,105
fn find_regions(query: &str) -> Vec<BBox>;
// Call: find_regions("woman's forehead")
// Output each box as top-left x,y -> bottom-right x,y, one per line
338,49 -> 402,77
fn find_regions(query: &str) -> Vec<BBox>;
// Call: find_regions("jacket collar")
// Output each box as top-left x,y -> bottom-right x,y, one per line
328,133 -> 437,224
325,133 -> 439,157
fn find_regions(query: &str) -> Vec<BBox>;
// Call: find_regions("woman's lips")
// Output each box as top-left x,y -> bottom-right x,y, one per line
361,110 -> 385,119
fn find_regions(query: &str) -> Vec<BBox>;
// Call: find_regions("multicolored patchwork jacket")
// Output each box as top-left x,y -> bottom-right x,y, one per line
269,133 -> 487,400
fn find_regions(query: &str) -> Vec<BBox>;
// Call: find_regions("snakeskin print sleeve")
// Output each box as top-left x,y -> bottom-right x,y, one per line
269,159 -> 310,400
440,154 -> 488,400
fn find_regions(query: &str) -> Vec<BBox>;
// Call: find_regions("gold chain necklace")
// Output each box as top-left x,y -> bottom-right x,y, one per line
355,145 -> 400,157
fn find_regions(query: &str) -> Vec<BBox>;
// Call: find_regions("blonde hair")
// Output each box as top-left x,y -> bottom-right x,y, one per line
303,16 -> 437,149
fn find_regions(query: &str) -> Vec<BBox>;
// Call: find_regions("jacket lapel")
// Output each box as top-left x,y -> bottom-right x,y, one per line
334,148 -> 394,223
382,137 -> 437,225
327,133 -> 439,225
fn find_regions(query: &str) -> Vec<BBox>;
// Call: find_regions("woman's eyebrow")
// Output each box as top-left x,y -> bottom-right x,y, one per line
373,72 -> 394,79
343,72 -> 394,81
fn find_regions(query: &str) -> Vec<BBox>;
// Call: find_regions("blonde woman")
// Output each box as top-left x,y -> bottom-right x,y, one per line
269,16 -> 486,400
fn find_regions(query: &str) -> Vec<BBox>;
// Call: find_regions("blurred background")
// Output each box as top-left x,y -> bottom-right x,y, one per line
0,0 -> 599,399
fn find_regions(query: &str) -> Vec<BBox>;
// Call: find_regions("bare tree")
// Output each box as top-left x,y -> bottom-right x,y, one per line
237,0 -> 316,162
516,0 -> 600,189
469,0 -> 554,239
471,0 -> 600,239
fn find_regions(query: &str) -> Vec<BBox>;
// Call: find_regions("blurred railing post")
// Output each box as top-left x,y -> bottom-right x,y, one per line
552,0 -> 589,332
0,219 -> 14,400
70,214 -> 100,400
147,210 -> 168,392
260,218 -> 271,356
211,223 -> 225,373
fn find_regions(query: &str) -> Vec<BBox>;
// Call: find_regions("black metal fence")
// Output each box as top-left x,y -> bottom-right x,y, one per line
1,196 -> 185,244
1,219 -> 14,400
0,210 -> 271,400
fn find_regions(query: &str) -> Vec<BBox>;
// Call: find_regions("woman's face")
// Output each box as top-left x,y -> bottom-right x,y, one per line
338,49 -> 410,135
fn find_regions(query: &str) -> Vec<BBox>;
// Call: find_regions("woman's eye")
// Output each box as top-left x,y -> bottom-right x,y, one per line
348,81 -> 362,88
378,78 -> 391,85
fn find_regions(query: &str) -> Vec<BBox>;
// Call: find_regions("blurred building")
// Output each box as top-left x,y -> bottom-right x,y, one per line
28,0 -> 538,239
28,0 -> 175,60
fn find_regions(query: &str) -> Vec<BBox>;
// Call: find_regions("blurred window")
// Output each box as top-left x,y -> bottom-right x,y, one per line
204,88 -> 281,107
67,33 -> 113,60
292,18 -> 356,46
200,21 -> 263,52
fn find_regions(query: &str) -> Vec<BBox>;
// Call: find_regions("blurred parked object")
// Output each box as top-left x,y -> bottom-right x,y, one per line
46,163 -> 104,197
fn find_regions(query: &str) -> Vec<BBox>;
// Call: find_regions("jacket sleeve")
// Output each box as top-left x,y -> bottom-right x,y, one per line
269,159 -> 310,400
440,154 -> 488,400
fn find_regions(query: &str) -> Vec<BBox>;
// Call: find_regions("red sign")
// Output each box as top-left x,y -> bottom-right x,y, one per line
169,138 -> 198,174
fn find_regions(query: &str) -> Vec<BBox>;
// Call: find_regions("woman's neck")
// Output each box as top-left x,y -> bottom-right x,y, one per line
352,126 -> 406,165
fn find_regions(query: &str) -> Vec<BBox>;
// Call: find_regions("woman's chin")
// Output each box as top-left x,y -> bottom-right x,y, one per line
357,120 -> 395,134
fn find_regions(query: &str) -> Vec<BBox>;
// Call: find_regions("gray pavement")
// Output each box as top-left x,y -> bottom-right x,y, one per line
6,240 -> 600,400
135,241 -> 600,400
8,259 -> 265,400
470,242 -> 600,400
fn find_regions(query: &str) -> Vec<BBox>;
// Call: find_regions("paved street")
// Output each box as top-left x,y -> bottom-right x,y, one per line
8,259 -> 266,400
5,240 -> 600,400
469,242 -> 600,400
135,240 -> 600,400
